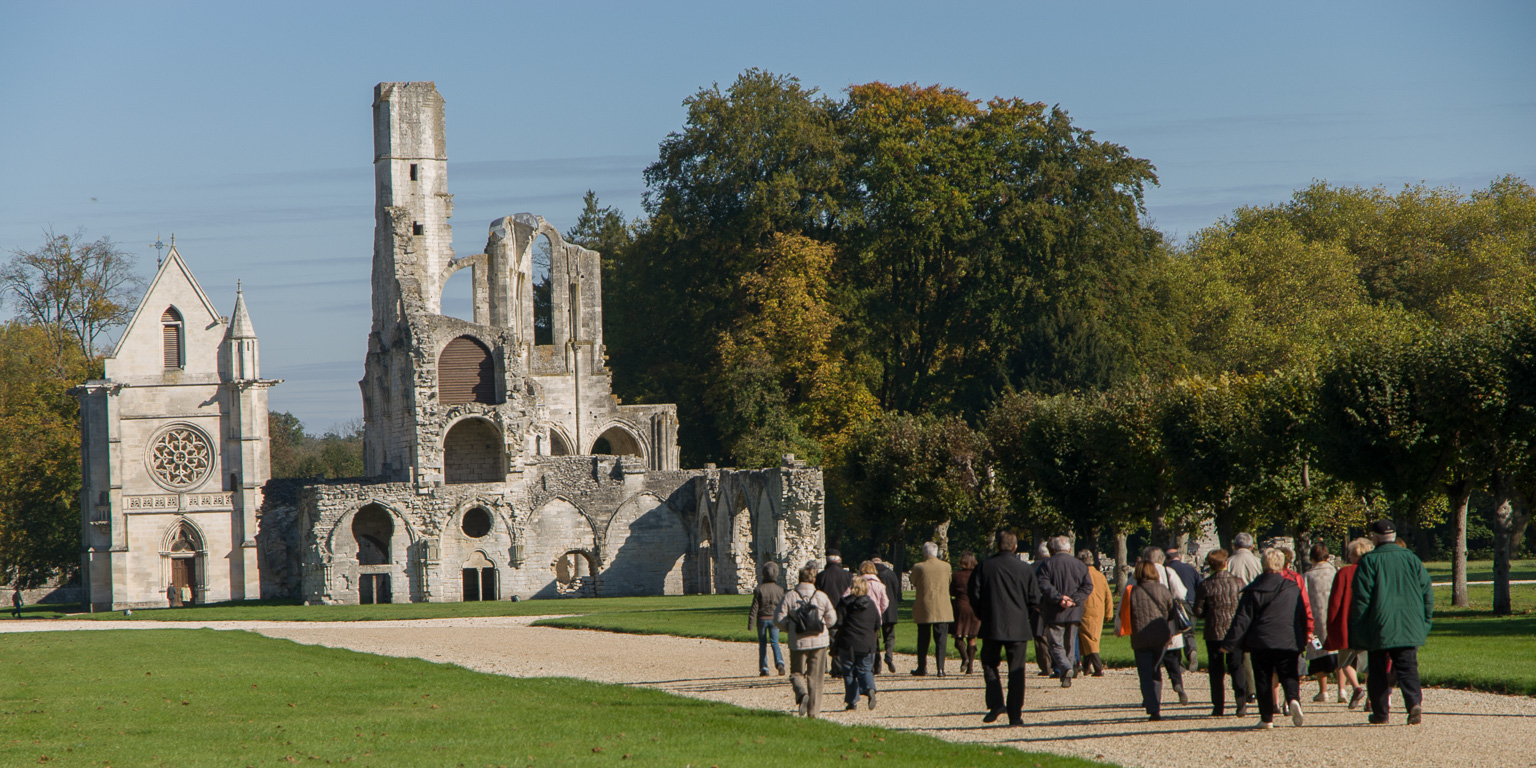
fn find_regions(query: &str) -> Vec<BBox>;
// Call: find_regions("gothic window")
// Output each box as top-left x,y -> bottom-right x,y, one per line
161,307 -> 183,369
443,419 -> 503,484
147,424 -> 215,491
532,234 -> 553,346
438,336 -> 495,405
352,504 -> 393,566
591,426 -> 642,459
548,429 -> 571,456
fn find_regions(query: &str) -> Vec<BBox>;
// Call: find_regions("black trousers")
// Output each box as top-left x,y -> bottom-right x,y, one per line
1133,648 -> 1168,716
1205,640 -> 1249,713
878,622 -> 897,662
1249,648 -> 1301,723
981,639 -> 1027,720
1367,647 -> 1422,719
1161,645 -> 1185,690
915,622 -> 949,672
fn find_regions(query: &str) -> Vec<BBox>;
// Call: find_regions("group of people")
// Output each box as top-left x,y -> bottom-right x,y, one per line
748,519 -> 1434,730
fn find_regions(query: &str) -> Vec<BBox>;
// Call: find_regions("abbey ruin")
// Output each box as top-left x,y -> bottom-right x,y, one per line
77,82 -> 826,609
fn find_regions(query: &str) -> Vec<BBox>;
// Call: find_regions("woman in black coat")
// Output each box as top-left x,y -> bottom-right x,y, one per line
839,577 -> 880,710
1222,548 -> 1311,729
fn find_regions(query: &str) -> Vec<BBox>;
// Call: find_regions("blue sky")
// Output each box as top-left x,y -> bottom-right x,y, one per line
2,1 -> 1532,431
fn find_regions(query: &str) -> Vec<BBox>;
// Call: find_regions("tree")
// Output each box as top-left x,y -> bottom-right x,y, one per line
564,190 -> 633,277
0,322 -> 93,588
267,412 -> 365,480
2,228 -> 144,359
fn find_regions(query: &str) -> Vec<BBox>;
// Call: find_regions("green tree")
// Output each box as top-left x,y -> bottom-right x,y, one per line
2,228 -> 144,359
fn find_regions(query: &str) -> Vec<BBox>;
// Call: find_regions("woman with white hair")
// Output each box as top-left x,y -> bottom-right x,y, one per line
1222,548 -> 1310,729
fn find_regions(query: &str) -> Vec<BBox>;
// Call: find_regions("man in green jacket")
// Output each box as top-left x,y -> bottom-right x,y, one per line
1349,519 -> 1433,725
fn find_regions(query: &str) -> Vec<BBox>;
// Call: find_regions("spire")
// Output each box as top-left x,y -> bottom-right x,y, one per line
227,281 -> 257,340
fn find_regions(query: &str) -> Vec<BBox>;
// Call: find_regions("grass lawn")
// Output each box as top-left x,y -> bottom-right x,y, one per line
0,630 -> 1108,768
1423,559 -> 1536,583
1,594 -> 752,623
538,584 -> 1536,697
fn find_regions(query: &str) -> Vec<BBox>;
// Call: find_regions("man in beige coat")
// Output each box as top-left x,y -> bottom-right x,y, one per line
910,542 -> 955,676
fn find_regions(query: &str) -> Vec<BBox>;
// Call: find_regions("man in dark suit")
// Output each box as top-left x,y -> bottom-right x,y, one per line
815,549 -> 854,674
968,531 -> 1055,726
872,556 -> 902,674
1036,536 -> 1095,686
1165,546 -> 1203,670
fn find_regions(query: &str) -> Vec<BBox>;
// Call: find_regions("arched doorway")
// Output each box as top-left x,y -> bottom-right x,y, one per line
165,522 -> 202,607
698,515 -> 716,595
353,504 -> 393,604
462,550 -> 498,601
590,425 -> 643,460
443,419 -> 503,484
555,550 -> 596,595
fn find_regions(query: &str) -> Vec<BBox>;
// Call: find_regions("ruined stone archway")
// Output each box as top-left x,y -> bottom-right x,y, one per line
444,418 -> 503,484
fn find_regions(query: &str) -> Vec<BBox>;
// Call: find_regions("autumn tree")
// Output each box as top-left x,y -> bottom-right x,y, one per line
2,228 -> 144,360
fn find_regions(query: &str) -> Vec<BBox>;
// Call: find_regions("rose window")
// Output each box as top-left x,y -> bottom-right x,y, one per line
148,426 -> 214,490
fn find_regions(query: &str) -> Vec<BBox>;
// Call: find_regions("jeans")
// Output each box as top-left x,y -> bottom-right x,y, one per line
1367,647 -> 1422,719
1249,648 -> 1301,723
1043,623 -> 1079,677
1205,640 -> 1249,713
980,639 -> 1028,720
757,622 -> 784,673
1133,648 -> 1168,716
915,622 -> 949,672
843,651 -> 876,705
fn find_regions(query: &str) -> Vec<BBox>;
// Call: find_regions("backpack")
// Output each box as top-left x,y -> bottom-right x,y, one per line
790,592 -> 826,635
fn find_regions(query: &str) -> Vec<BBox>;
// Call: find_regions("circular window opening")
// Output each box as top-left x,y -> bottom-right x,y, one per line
461,507 -> 492,538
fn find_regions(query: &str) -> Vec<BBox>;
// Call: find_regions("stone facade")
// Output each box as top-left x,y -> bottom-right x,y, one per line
257,82 -> 824,604
75,248 -> 277,610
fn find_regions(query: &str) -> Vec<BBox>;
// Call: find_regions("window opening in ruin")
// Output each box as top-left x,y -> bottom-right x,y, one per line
591,426 -> 642,459
532,233 -> 553,346
359,574 -> 392,604
568,283 -> 579,341
161,307 -> 184,369
438,336 -> 494,404
443,418 -> 503,484
698,516 -> 715,594
440,265 -> 476,323
413,222 -> 424,236
461,551 -> 497,601
548,429 -> 571,456
352,504 -> 393,565
461,507 -> 492,538
555,550 -> 595,586
409,163 -> 418,181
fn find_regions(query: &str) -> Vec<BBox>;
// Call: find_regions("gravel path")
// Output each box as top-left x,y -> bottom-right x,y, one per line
8,617 -> 1536,767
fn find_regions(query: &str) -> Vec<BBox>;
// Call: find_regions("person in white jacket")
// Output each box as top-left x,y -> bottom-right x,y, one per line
774,565 -> 839,718
1116,547 -> 1190,704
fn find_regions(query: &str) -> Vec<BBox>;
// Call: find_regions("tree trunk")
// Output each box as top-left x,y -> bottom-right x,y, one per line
1114,529 -> 1129,596
1294,527 -> 1313,573
1489,480 -> 1529,616
1449,477 -> 1472,608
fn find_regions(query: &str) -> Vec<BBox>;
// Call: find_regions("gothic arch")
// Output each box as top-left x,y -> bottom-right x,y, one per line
589,421 -> 646,461
442,416 -> 504,484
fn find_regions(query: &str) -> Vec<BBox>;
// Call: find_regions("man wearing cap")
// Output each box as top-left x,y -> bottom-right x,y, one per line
1350,519 -> 1433,725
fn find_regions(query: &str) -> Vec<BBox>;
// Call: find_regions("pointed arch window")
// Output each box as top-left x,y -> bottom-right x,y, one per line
161,307 -> 184,369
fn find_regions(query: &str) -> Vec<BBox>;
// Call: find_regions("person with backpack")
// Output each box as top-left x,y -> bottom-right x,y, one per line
774,565 -> 838,718
748,562 -> 787,677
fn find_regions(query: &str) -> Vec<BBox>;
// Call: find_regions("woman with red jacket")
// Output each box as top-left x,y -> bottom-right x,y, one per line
1324,537 -> 1375,709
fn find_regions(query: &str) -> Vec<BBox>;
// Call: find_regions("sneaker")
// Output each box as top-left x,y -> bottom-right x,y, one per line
1348,687 -> 1365,710
867,691 -> 877,711
1282,700 -> 1291,716
1256,720 -> 1273,729
1290,700 -> 1304,727
1176,686 -> 1189,705
1312,691 -> 1329,703
1407,705 -> 1422,725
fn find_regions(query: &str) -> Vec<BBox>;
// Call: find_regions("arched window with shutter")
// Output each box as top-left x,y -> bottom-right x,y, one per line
438,336 -> 496,405
161,307 -> 184,369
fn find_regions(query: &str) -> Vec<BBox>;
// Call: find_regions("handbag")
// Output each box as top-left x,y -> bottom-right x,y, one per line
1305,636 -> 1338,674
1169,597 -> 1194,634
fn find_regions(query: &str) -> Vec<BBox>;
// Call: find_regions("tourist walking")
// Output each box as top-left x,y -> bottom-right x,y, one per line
951,552 -> 981,674
1324,537 -> 1374,709
969,531 -> 1047,726
1227,532 -> 1263,585
774,565 -> 838,718
1165,546 -> 1203,671
1031,541 -> 1053,676
1036,536 -> 1093,686
748,562 -> 787,676
1223,548 -> 1310,729
838,577 -> 881,711
1303,543 -> 1339,701
1133,547 -> 1189,703
1119,559 -> 1180,721
816,550 -> 854,675
1075,549 -> 1113,677
1193,549 -> 1249,717
909,542 -> 954,676
872,556 -> 902,674
1350,519 -> 1433,725
10,588 -> 21,619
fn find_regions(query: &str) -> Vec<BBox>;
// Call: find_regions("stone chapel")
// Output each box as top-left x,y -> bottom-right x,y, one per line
79,82 -> 826,609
